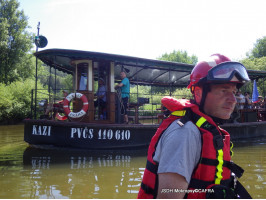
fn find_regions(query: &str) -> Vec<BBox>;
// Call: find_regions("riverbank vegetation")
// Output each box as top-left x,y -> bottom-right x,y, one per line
0,0 -> 266,124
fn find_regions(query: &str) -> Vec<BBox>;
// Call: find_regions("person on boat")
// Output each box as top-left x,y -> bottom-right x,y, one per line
44,90 -> 69,119
94,78 -> 107,120
254,96 -> 264,109
115,71 -> 130,124
138,54 -> 252,199
232,90 -> 245,123
244,92 -> 252,109
236,90 -> 245,110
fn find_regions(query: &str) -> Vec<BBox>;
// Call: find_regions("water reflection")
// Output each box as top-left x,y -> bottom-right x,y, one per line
232,143 -> 266,199
1,125 -> 266,198
22,147 -> 147,199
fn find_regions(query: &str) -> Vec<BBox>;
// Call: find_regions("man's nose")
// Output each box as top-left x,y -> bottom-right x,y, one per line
228,93 -> 237,103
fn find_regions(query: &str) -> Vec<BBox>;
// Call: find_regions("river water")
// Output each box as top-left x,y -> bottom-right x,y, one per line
0,125 -> 266,199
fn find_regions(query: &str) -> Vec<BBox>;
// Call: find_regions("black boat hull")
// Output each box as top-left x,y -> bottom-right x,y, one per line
24,119 -> 266,150
24,119 -> 158,149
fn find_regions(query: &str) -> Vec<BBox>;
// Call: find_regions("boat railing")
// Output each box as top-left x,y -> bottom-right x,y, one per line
30,88 -> 73,120
230,106 -> 266,123
30,88 -> 193,124
30,88 -> 266,124
127,92 -> 191,124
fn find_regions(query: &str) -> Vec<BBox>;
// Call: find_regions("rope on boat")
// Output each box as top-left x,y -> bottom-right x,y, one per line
116,88 -> 125,115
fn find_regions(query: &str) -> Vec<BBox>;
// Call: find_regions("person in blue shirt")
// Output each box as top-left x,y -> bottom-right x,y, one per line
94,78 -> 107,119
115,71 -> 130,124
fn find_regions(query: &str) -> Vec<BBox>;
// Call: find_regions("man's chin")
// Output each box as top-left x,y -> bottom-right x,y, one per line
213,113 -> 231,120
220,115 -> 231,120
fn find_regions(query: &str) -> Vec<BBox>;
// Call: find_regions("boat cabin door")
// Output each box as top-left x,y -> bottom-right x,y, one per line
73,60 -> 115,123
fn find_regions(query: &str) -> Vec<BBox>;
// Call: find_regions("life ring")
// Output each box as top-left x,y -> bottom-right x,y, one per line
63,93 -> 89,118
56,112 -> 68,121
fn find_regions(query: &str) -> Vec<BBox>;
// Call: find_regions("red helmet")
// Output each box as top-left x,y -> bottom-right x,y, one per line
187,54 -> 250,90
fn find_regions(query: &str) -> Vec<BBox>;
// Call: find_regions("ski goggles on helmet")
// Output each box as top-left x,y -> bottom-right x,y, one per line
206,62 -> 250,84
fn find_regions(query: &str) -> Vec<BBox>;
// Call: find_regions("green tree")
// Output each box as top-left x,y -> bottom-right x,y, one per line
0,78 -> 47,124
37,64 -> 73,92
157,50 -> 198,65
249,36 -> 266,58
240,57 -> 266,97
152,50 -> 197,94
241,57 -> 266,71
0,0 -> 34,84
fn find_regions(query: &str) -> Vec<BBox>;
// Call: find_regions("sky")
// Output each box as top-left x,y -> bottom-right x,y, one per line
18,0 -> 266,61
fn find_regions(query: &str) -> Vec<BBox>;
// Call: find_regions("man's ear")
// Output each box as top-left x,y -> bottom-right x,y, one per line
194,86 -> 202,105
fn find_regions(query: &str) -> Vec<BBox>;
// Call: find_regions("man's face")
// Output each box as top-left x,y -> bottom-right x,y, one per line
99,80 -> 104,85
204,83 -> 237,119
63,92 -> 68,97
120,72 -> 126,79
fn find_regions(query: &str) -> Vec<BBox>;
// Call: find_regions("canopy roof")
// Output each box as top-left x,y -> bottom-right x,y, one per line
247,70 -> 266,81
35,49 -> 193,87
35,48 -> 266,87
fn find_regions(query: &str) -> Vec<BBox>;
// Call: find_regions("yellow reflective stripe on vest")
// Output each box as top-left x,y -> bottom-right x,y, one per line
171,110 -> 186,116
196,117 -> 206,128
230,141 -> 234,157
215,149 -> 224,184
195,116 -> 224,185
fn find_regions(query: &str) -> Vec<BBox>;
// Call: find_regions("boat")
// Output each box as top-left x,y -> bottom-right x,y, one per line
24,48 -> 266,149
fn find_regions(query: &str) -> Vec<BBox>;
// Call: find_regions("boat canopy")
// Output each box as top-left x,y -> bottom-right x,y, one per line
35,49 -> 194,87
35,48 -> 266,87
247,70 -> 266,81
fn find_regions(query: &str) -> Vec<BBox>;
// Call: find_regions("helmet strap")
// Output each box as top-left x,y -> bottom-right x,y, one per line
199,84 -> 211,112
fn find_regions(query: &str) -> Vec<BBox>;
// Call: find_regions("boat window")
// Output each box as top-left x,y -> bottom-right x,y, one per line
77,63 -> 88,90
93,61 -> 109,120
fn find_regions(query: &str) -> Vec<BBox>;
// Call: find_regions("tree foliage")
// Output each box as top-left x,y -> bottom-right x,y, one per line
0,78 -> 46,124
0,0 -> 34,84
152,50 -> 197,94
240,56 -> 266,97
157,50 -> 198,65
241,57 -> 266,71
37,64 -> 73,92
249,36 -> 266,58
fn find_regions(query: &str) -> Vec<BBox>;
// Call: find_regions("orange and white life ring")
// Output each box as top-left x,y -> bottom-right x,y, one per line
63,93 -> 89,118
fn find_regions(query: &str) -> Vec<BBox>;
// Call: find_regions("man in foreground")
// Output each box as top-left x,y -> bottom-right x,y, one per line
138,54 -> 252,199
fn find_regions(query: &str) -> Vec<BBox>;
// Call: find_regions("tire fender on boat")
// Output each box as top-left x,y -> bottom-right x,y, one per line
63,93 -> 89,118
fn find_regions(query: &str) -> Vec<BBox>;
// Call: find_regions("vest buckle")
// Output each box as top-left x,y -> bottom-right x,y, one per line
213,135 -> 224,150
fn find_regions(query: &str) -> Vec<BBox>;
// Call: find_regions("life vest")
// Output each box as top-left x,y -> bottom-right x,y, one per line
138,97 -> 251,199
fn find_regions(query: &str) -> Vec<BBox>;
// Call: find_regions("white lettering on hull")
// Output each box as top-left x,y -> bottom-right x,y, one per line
70,128 -> 131,141
31,125 -> 131,141
32,125 -> 51,136
71,127 -> 94,139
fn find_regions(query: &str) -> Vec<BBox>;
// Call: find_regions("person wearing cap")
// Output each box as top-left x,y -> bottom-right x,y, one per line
115,71 -> 130,124
94,78 -> 107,119
138,54 -> 252,199
256,96 -> 264,109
